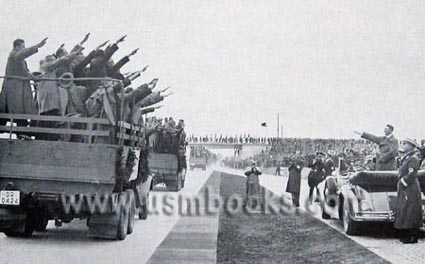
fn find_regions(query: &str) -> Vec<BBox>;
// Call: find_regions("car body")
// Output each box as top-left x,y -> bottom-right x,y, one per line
318,158 -> 425,235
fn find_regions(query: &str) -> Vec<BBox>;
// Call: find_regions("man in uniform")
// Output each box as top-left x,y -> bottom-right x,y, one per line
354,124 -> 398,170
395,139 -> 422,243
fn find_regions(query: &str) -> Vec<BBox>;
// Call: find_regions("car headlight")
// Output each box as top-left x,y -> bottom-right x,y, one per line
359,200 -> 372,211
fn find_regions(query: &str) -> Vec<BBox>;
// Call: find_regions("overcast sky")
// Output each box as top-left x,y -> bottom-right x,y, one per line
1,0 -> 425,139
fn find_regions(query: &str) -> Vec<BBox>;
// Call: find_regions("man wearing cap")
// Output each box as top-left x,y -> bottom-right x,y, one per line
354,125 -> 398,171
394,139 -> 422,243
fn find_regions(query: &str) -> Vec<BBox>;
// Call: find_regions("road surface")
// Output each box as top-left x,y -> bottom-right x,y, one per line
0,168 -> 213,264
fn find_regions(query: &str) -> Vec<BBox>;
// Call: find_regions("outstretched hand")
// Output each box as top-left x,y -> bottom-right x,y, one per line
128,48 -> 139,57
116,35 -> 127,44
353,131 -> 362,136
142,65 -> 149,72
80,33 -> 90,45
72,46 -> 85,54
96,40 -> 109,50
37,38 -> 48,48
160,86 -> 171,93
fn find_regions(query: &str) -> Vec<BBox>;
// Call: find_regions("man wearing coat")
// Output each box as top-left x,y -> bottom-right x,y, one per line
308,152 -> 326,203
286,157 -> 304,207
355,125 -> 399,171
0,38 -> 47,126
394,139 -> 422,244
244,161 -> 262,208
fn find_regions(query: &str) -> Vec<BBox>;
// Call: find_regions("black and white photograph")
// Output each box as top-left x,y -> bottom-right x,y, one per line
0,1 -> 425,263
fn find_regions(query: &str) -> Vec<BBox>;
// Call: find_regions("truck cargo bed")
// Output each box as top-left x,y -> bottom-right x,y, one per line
0,139 -> 117,195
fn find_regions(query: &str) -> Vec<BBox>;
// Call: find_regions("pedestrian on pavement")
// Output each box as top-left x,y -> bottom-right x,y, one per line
244,161 -> 262,208
286,157 -> 304,207
354,125 -> 398,171
307,152 -> 326,203
275,162 -> 281,176
394,139 -> 422,244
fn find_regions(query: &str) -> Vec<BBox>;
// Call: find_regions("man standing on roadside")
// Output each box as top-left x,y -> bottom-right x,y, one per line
286,157 -> 304,207
244,161 -> 262,208
354,124 -> 398,171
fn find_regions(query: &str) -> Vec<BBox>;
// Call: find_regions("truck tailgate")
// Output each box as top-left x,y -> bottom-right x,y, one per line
148,153 -> 178,174
0,140 -> 117,195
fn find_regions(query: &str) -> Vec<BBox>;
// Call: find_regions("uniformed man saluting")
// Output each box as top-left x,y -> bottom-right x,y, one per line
354,124 -> 398,171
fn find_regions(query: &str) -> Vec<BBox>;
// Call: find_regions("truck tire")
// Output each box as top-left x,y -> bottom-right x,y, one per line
175,173 -> 182,191
139,204 -> 148,220
126,190 -> 136,234
116,192 -> 129,240
4,215 -> 34,237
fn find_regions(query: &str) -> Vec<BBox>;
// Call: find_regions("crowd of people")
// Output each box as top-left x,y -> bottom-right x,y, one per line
188,135 -> 272,144
0,34 -> 172,142
145,116 -> 187,155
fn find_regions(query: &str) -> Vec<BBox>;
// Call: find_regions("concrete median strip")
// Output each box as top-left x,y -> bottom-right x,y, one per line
147,171 -> 221,264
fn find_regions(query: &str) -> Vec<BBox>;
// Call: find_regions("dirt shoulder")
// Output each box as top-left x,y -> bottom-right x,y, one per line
217,172 -> 389,264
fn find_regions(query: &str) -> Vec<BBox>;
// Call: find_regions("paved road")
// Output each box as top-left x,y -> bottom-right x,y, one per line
219,167 -> 425,264
0,168 -> 212,264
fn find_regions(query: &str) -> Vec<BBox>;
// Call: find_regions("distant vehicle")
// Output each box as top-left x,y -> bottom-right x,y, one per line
318,158 -> 425,235
149,128 -> 186,191
189,146 -> 208,171
0,114 -> 152,240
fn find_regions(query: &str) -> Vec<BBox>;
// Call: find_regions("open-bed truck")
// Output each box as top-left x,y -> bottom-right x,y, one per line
148,130 -> 186,191
0,114 -> 152,240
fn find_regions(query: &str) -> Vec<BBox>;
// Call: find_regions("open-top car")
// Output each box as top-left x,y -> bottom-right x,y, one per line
318,158 -> 425,235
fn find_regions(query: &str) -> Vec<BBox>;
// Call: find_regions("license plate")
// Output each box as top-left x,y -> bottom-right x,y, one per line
0,190 -> 20,205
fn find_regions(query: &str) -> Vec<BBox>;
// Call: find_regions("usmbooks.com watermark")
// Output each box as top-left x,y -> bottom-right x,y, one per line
59,185 -> 322,217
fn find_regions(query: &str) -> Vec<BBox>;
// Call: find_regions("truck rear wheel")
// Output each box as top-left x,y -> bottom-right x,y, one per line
127,190 -> 136,234
139,204 -> 148,220
4,215 -> 34,237
175,173 -> 182,191
116,193 -> 129,240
